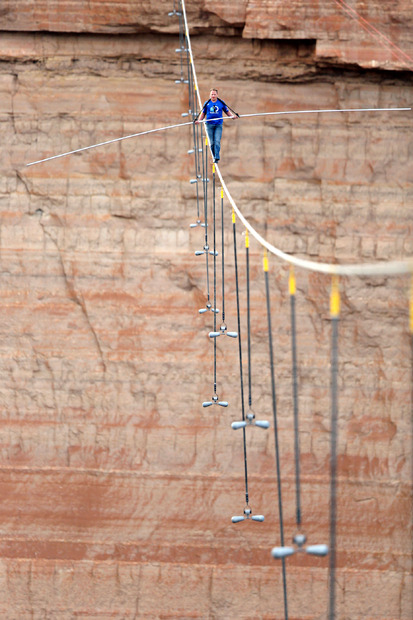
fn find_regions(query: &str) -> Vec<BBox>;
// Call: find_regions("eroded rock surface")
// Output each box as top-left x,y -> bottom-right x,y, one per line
0,1 -> 412,618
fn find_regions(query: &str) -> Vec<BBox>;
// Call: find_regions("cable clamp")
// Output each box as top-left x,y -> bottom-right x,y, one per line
232,506 -> 264,523
202,393 -> 228,408
272,532 -> 329,559
232,409 -> 269,430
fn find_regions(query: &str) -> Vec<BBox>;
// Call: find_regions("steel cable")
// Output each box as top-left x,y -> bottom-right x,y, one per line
264,250 -> 289,619
328,276 -> 340,620
232,208 -> 249,506
289,267 -> 302,529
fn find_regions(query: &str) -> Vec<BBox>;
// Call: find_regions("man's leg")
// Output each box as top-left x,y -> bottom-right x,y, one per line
205,123 -> 215,159
213,124 -> 223,161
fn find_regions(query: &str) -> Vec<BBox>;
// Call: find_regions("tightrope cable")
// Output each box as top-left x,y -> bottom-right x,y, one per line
26,1 -> 412,276
214,161 -> 412,277
26,107 -> 411,168
26,110 -> 412,277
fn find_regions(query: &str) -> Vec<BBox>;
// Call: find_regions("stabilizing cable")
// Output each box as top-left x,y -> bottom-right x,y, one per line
229,210 -> 265,524
264,250 -> 289,620
272,267 -> 328,561
232,229 -> 269,431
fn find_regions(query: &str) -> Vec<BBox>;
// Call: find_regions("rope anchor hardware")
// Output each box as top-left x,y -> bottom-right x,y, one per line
167,9 -> 182,17
202,393 -> 228,408
272,532 -> 329,559
189,219 -> 205,229
231,409 -> 269,430
189,178 -> 209,184
195,244 -> 218,257
199,301 -> 219,315
232,506 -> 265,523
209,322 -> 238,339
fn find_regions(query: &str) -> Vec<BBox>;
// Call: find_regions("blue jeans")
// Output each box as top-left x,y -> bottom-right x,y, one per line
206,123 -> 223,160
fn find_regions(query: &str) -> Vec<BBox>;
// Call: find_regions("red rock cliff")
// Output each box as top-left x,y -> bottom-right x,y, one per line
0,1 -> 412,618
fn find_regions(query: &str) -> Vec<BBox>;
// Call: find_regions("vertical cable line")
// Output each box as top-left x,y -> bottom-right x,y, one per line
246,230 -> 253,410
212,165 -> 218,397
236,230 -> 269,432
186,49 -> 193,109
177,9 -> 185,82
289,267 -> 302,529
410,275 -> 413,417
410,276 -> 413,540
264,250 -> 288,620
181,0 -> 202,109
233,209 -> 249,507
271,271 -> 327,563
328,276 -> 340,620
203,137 -> 211,305
188,89 -> 203,227
221,188 -> 226,325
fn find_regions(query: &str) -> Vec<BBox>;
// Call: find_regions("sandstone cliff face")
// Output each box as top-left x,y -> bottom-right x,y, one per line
2,0 -> 413,70
0,1 -> 412,619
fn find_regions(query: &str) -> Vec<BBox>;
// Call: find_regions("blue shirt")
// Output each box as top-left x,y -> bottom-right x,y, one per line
202,99 -> 229,125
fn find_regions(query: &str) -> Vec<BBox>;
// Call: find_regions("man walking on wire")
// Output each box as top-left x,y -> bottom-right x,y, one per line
195,88 -> 237,163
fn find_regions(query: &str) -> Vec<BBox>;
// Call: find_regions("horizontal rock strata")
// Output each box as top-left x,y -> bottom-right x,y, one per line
0,1 -> 412,618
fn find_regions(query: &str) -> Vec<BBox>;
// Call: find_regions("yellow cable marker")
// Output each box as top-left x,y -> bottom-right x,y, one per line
289,266 -> 296,296
212,163 -> 215,174
205,137 -> 208,146
232,208 -> 236,224
221,188 -> 224,199
330,275 -> 340,317
263,248 -> 269,273
245,228 -> 249,249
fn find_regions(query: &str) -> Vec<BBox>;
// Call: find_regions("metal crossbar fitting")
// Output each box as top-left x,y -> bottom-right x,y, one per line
231,409 -> 269,430
209,322 -> 238,339
199,302 -> 219,314
189,219 -> 206,228
195,244 -> 218,257
202,393 -> 228,408
232,507 -> 265,523
271,532 -> 329,559
168,10 -> 182,17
